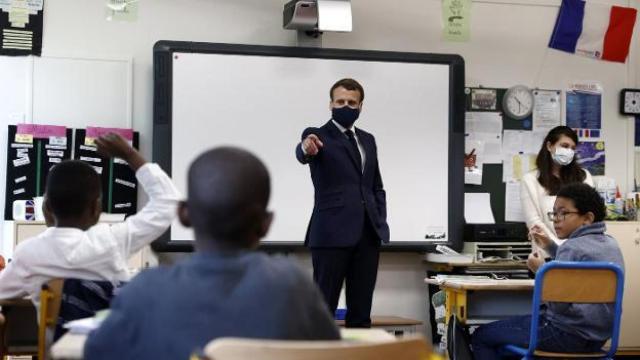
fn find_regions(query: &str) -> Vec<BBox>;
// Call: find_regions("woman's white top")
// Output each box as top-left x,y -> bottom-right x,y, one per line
520,169 -> 593,248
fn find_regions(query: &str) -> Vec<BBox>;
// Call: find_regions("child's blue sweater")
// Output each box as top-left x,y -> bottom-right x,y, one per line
544,222 -> 625,341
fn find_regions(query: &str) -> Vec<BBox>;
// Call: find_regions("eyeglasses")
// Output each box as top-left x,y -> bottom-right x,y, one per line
547,211 -> 580,222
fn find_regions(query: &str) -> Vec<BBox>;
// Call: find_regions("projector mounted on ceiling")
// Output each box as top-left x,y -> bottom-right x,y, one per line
283,0 -> 352,33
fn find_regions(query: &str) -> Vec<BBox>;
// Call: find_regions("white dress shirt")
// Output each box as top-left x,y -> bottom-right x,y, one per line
301,120 -> 366,172
331,120 -> 366,171
0,163 -> 181,309
520,169 -> 594,249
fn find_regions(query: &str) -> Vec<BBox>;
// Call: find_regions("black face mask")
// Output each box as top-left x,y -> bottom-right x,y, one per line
332,106 -> 360,128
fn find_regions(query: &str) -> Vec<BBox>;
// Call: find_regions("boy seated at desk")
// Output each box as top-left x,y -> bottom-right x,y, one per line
471,183 -> 624,359
0,134 -> 180,311
84,147 -> 340,360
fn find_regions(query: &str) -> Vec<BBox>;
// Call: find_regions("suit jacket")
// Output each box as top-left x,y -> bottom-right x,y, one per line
84,251 -> 340,360
296,121 -> 390,247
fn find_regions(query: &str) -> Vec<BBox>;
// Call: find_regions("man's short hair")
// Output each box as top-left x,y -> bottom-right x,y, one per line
557,183 -> 606,222
187,147 -> 270,246
45,161 -> 102,219
330,78 -> 364,103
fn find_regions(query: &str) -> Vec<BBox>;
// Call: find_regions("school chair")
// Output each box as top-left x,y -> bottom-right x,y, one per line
204,334 -> 434,360
39,279 -> 118,359
501,261 -> 624,359
0,298 -> 38,358
39,279 -> 64,360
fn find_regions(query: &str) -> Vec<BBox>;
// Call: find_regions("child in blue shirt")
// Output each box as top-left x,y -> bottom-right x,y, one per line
471,183 -> 624,359
84,147 -> 339,360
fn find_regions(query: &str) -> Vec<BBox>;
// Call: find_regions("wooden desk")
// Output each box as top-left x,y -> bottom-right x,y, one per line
425,278 -> 534,325
336,316 -> 423,336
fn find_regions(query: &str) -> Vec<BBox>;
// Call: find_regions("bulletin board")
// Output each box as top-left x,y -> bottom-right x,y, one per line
3,124 -> 73,220
464,87 -> 560,223
0,55 -> 132,253
74,129 -> 140,216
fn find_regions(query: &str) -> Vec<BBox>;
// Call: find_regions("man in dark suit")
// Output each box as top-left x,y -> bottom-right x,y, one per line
295,78 -> 390,328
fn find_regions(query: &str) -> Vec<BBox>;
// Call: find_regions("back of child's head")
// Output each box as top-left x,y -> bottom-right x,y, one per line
556,183 -> 606,222
186,147 -> 271,248
45,160 -> 102,220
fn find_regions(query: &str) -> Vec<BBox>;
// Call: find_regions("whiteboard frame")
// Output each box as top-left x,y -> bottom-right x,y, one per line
151,41 -> 465,253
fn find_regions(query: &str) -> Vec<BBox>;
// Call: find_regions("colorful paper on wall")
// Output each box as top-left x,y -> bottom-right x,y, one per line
576,141 -> 605,176
442,0 -> 471,42
85,126 -> 133,146
566,82 -> 602,137
17,123 -> 66,138
503,153 -> 537,182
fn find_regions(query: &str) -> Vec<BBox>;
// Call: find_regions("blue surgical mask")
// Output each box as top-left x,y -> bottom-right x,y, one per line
332,106 -> 360,128
552,146 -> 575,166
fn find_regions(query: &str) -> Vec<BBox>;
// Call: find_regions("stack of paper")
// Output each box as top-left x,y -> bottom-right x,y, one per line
63,309 -> 110,334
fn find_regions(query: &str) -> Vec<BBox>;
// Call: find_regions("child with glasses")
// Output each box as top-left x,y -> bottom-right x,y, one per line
471,183 -> 624,359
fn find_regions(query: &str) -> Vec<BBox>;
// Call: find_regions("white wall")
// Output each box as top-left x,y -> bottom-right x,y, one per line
2,0 -> 639,338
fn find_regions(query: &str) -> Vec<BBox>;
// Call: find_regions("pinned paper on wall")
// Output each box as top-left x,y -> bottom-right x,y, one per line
115,178 -> 136,188
505,181 -> 525,222
470,88 -> 497,110
8,0 -> 28,28
503,130 -> 546,155
442,0 -> 471,42
85,126 -> 133,146
465,139 -> 483,185
464,192 -> 495,224
0,0 -> 43,55
16,124 -> 67,145
74,128 -> 140,217
533,90 -> 561,131
566,82 -> 602,138
465,112 -> 503,164
503,153 -> 537,182
576,141 -> 605,176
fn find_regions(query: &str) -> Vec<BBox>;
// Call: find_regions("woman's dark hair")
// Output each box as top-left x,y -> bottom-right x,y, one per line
557,183 -> 606,222
536,126 -> 586,195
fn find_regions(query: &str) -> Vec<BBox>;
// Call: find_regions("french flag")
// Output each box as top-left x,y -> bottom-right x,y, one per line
549,0 -> 637,63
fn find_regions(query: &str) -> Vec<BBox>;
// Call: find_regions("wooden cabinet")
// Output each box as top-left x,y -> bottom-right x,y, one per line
605,221 -> 640,351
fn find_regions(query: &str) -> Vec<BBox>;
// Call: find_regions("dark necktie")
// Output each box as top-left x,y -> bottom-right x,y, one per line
345,130 -> 362,171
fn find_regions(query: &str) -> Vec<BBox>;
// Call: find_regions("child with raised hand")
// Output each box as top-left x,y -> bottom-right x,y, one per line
0,133 -> 181,311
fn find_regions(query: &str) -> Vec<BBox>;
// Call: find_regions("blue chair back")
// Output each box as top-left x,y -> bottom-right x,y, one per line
525,261 -> 624,358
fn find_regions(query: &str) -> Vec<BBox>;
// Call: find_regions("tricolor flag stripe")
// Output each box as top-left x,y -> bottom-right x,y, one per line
548,0 -> 584,53
549,0 -> 637,63
575,2 -> 610,58
602,6 -> 638,62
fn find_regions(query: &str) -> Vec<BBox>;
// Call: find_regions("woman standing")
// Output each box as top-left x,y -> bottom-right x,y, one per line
521,126 -> 593,256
